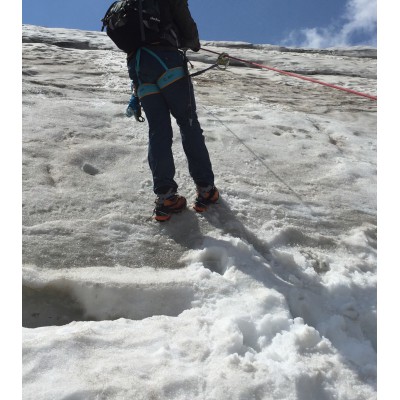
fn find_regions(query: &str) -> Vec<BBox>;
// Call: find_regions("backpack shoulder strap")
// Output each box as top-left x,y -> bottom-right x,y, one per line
137,0 -> 146,41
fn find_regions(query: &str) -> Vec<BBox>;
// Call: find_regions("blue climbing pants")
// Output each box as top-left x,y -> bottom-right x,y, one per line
128,47 -> 215,195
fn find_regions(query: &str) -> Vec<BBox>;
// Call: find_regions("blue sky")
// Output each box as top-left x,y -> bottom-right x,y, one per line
22,0 -> 377,48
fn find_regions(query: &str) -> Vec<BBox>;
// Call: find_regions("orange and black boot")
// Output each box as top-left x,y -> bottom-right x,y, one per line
153,191 -> 187,222
193,185 -> 219,212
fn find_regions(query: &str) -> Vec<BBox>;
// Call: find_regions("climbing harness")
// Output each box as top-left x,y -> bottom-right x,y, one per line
135,48 -> 230,99
199,47 -> 377,102
135,47 -> 187,99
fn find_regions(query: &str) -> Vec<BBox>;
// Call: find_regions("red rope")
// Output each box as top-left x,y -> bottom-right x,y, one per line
201,47 -> 377,102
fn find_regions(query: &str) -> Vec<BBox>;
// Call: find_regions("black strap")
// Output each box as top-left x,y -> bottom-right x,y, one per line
190,63 -> 219,78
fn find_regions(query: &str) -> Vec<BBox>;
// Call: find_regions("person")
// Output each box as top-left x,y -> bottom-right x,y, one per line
125,0 -> 219,221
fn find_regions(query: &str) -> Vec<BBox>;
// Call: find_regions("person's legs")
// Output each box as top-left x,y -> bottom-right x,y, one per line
140,93 -> 178,194
128,50 -> 178,194
161,76 -> 215,188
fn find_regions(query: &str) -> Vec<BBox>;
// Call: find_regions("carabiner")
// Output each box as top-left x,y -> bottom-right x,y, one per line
217,53 -> 230,70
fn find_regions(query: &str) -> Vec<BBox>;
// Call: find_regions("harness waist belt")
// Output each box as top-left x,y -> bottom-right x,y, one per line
137,67 -> 186,99
157,67 -> 186,89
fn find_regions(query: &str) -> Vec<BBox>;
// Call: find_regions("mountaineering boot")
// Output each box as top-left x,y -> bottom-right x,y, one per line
193,185 -> 219,212
153,189 -> 187,222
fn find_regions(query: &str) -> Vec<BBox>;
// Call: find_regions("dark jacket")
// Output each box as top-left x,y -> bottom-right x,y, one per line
125,0 -> 200,61
166,0 -> 200,51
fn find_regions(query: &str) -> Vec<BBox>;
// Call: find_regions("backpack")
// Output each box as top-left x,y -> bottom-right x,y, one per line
101,0 -> 179,54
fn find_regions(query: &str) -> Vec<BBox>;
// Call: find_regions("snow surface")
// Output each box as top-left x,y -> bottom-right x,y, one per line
22,25 -> 377,399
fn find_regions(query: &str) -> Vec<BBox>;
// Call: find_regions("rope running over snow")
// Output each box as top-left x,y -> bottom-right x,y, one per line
200,47 -> 377,102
